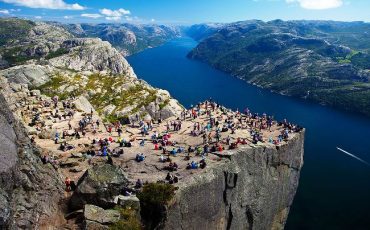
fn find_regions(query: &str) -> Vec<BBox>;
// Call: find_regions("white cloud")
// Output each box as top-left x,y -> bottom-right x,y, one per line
99,8 -> 130,21
81,13 -> 102,19
63,15 -> 73,19
100,8 -> 130,17
34,15 -> 42,19
286,0 -> 343,10
0,9 -> 10,14
0,0 -> 85,10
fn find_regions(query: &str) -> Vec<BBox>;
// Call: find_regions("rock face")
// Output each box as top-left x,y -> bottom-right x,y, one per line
0,64 -> 52,86
73,95 -> 96,114
70,164 -> 129,210
49,38 -> 137,76
0,77 -> 64,229
63,23 -> 181,56
84,204 -> 120,228
0,18 -> 137,78
164,131 -> 304,230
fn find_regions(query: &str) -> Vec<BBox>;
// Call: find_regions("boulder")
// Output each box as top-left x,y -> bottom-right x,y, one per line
84,204 -> 120,225
73,96 -> 95,114
70,164 -> 129,210
84,220 -> 109,230
115,195 -> 140,214
26,126 -> 38,135
60,158 -> 80,168
30,90 -> 41,97
102,105 -> 116,116
38,128 -> 56,139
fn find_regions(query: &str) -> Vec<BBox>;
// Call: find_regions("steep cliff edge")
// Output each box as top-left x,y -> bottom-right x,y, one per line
0,78 -> 64,229
164,130 -> 304,230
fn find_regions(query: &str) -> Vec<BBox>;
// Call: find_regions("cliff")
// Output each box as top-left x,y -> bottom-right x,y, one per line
164,130 -> 304,230
0,77 -> 64,229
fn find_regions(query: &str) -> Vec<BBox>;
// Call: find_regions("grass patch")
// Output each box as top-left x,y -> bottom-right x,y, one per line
37,73 -> 163,121
110,207 -> 142,230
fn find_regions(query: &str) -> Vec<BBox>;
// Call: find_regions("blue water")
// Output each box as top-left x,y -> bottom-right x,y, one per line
128,37 -> 370,230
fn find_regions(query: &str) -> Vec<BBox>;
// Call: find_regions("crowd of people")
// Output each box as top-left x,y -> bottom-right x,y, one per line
19,93 -> 303,194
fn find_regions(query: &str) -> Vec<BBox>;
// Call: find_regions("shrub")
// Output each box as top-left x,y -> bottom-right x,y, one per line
137,183 -> 176,229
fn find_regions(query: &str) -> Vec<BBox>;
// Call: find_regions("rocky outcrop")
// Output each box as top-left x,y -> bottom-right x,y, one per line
70,164 -> 129,211
0,77 -> 64,229
0,64 -> 52,86
49,38 -> 137,76
84,204 -> 120,229
164,131 -> 304,230
73,95 -> 96,114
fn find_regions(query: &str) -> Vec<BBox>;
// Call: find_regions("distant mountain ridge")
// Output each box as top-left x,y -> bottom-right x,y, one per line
187,20 -> 370,116
62,23 -> 181,56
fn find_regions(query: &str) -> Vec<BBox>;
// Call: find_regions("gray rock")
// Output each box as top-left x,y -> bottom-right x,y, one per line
115,195 -> 140,213
84,204 -> 120,225
163,130 -> 305,230
48,38 -> 137,77
73,95 -> 95,114
0,77 -> 64,229
38,128 -> 56,140
70,164 -> 129,210
0,64 -> 52,87
30,89 -> 41,96
84,220 -> 109,230
60,158 -> 80,168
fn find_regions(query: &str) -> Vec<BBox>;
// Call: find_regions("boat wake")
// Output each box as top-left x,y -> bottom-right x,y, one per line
337,147 -> 370,167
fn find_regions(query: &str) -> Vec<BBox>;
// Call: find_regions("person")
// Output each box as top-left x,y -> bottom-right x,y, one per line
136,153 -> 145,162
117,127 -> 122,137
170,148 -> 177,156
65,177 -> 71,192
135,179 -> 143,189
55,131 -> 60,144
106,154 -> 113,165
165,172 -> 173,181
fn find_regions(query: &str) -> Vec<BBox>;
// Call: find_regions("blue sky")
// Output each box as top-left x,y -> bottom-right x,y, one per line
0,0 -> 368,24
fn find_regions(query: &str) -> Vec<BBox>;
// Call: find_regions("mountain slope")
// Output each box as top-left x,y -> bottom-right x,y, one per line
0,18 -> 183,124
188,20 -> 370,116
63,23 -> 181,56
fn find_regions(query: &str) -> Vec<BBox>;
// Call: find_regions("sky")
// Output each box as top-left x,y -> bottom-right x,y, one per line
0,0 -> 368,25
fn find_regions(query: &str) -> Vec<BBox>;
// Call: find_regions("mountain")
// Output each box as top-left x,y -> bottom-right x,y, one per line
185,23 -> 224,41
62,23 -> 181,56
187,20 -> 370,116
0,18 -> 183,125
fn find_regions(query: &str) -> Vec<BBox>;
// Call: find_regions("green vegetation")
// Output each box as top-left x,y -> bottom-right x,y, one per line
37,73 -> 161,120
336,50 -> 360,64
45,48 -> 69,59
110,207 -> 142,230
0,18 -> 35,46
159,99 -> 170,110
137,183 -> 176,229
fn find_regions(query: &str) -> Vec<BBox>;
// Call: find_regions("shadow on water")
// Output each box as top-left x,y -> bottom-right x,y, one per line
128,37 -> 370,230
